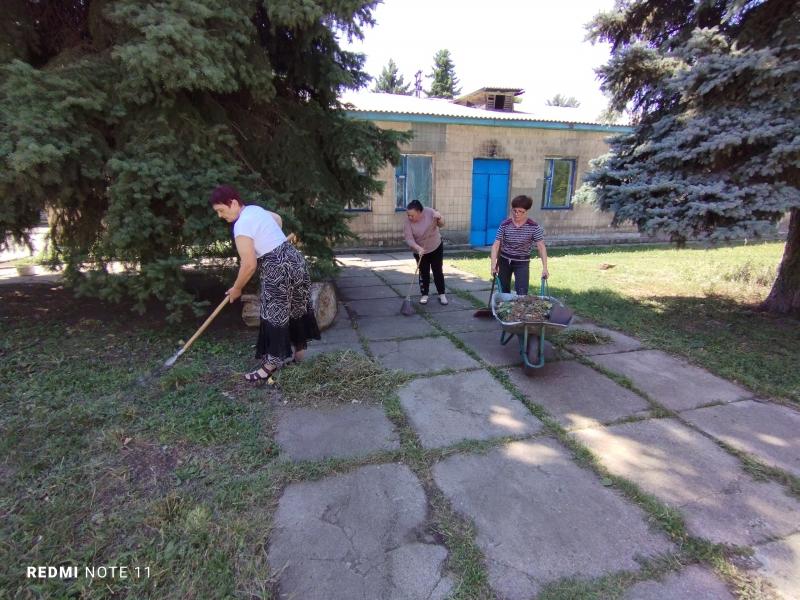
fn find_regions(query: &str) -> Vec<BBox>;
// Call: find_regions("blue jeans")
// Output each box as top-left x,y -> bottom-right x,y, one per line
498,257 -> 530,295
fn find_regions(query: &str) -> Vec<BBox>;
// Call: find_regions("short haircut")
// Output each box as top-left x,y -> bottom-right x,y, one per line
208,185 -> 244,208
511,195 -> 533,210
406,199 -> 424,212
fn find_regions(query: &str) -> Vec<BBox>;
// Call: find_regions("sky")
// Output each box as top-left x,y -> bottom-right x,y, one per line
339,0 -> 616,118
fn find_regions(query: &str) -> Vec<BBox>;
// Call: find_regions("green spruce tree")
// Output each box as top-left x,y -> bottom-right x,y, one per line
426,49 -> 461,99
0,0 -> 408,319
372,58 -> 411,95
584,0 -> 800,315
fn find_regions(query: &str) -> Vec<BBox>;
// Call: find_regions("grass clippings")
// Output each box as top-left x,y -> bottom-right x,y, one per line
275,349 -> 409,405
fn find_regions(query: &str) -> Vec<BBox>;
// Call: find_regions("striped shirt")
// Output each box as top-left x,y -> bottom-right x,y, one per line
495,218 -> 545,261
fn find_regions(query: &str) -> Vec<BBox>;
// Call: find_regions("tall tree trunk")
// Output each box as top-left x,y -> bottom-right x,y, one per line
761,207 -> 800,316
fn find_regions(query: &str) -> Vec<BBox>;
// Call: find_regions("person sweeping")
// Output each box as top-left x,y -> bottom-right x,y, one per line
403,200 -> 448,305
490,195 -> 549,294
210,185 -> 320,384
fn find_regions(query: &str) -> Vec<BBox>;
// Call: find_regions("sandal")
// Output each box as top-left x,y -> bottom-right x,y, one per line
244,364 -> 276,385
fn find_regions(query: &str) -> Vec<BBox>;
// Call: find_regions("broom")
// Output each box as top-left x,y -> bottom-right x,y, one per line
399,254 -> 422,316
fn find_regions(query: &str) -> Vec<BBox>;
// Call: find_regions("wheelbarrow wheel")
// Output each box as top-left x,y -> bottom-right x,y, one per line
523,334 -> 541,377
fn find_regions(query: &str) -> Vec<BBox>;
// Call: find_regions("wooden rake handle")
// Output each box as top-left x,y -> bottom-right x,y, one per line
180,295 -> 231,355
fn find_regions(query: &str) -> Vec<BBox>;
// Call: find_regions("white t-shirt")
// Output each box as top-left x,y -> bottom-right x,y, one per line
233,205 -> 287,257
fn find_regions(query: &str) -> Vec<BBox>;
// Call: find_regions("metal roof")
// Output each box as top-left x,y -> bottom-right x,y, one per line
339,91 -> 628,127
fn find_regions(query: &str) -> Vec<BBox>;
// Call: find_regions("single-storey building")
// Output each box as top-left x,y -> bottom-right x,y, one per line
341,88 -> 636,248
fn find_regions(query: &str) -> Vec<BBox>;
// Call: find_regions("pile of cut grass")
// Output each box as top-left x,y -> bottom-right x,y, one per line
276,349 -> 410,405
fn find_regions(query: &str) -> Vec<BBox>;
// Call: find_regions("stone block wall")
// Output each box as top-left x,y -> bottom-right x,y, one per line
344,119 -> 636,247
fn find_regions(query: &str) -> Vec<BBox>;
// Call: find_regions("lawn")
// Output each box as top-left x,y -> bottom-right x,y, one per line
448,241 -> 799,403
0,280 -> 407,598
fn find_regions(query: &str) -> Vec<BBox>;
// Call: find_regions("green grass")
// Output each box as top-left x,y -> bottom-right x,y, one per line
448,241 -> 799,403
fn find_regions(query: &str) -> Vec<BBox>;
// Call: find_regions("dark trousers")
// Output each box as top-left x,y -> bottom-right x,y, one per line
413,242 -> 445,295
498,256 -> 530,295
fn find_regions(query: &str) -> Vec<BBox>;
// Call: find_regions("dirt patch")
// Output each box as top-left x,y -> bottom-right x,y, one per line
94,440 -> 185,508
0,276 -> 248,331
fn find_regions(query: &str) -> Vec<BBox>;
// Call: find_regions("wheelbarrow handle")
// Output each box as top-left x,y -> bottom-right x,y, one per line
494,275 -> 548,297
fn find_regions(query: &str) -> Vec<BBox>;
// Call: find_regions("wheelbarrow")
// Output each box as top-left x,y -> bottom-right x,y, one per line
491,276 -> 574,374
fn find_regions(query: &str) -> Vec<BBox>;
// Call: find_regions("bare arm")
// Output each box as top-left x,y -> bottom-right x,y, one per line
490,240 -> 501,274
227,235 -> 258,301
536,240 -> 549,279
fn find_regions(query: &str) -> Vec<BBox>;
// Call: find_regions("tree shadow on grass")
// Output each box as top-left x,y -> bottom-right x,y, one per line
554,287 -> 799,403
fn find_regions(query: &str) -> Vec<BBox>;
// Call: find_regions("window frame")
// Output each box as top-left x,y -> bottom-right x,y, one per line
395,154 -> 434,211
344,198 -> 372,212
541,157 -> 577,210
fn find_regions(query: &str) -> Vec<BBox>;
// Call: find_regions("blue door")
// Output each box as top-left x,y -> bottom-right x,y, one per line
470,159 -> 510,246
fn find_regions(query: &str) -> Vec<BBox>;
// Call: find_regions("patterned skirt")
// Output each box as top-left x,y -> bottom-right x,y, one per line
255,241 -> 321,366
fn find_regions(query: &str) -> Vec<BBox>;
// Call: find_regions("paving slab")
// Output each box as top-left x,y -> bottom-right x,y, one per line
303,341 -> 364,361
588,349 -> 753,411
336,265 -> 375,278
370,337 -> 480,374
427,309 -> 499,334
398,370 -> 543,448
334,272 -> 384,288
447,277 -> 494,293
456,329 -> 567,368
372,268 -> 418,285
355,314 -> 437,341
268,463 -> 453,600
751,533 -> 800,600
317,314 -> 360,345
506,361 -> 652,430
418,294 -> 476,313
563,322 -> 644,356
275,405 -> 400,461
681,400 -> 800,478
337,284 -> 398,301
345,297 -> 407,318
433,439 -> 674,599
573,419 -> 800,546
622,565 -> 734,599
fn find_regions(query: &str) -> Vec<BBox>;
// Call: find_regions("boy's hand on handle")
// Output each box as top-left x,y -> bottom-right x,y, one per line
414,244 -> 425,255
491,259 -> 499,275
541,268 -> 549,280
226,287 -> 242,302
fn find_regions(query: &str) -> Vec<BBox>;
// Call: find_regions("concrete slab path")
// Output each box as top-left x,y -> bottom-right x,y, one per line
268,463 -> 454,600
681,399 -> 800,478
622,565 -> 735,599
574,419 -> 800,546
260,254 -> 797,598
433,439 -> 674,599
506,361 -> 651,430
397,370 -> 543,448
275,405 -> 400,461
588,349 -> 753,411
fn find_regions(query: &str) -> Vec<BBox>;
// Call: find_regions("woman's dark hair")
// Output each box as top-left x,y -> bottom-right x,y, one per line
510,195 -> 533,210
209,185 -> 244,208
406,199 -> 424,212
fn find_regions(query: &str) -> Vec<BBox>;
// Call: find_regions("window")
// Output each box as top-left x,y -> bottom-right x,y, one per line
542,158 -> 576,209
344,162 -> 371,211
395,154 -> 432,210
344,198 -> 371,212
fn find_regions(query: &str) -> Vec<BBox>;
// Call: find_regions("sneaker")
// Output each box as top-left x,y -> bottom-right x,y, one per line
419,295 -> 429,305
438,294 -> 449,305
